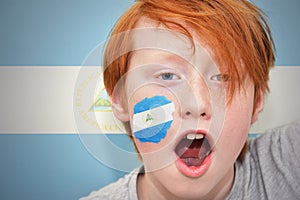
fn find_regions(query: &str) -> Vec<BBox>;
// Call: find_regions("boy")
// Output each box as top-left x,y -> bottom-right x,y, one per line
82,0 -> 300,199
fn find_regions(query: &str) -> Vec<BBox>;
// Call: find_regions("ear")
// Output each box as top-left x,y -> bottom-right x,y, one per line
251,90 -> 264,124
110,90 -> 130,122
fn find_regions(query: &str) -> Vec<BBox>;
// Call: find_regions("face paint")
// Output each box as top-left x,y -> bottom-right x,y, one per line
133,96 -> 175,143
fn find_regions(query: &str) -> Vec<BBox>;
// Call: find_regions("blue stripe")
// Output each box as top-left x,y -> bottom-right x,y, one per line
134,96 -> 171,114
134,121 -> 172,143
0,134 -> 140,200
0,0 -> 133,66
1,0 -> 300,66
248,133 -> 262,138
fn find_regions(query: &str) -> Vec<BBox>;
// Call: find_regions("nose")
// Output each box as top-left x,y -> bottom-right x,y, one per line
179,76 -> 212,120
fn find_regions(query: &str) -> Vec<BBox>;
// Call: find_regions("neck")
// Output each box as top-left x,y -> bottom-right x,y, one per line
137,173 -> 178,200
206,166 -> 235,200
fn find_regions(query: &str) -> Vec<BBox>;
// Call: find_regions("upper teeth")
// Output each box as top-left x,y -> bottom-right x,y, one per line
186,133 -> 204,140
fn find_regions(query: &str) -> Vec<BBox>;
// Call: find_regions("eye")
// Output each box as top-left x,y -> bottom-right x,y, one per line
159,73 -> 180,81
210,74 -> 230,82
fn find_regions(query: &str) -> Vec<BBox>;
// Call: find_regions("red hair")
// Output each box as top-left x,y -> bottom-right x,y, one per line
103,0 -> 275,160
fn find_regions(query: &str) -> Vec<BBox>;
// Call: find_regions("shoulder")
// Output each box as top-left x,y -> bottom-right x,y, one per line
247,121 -> 300,198
80,167 -> 141,200
264,120 -> 300,137
227,121 -> 300,200
251,120 -> 300,155
249,120 -> 300,169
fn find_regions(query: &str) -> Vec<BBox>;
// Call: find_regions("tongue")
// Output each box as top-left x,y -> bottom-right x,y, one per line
175,138 -> 210,166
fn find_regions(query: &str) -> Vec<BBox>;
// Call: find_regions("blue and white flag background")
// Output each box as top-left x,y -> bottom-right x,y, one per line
0,0 -> 300,199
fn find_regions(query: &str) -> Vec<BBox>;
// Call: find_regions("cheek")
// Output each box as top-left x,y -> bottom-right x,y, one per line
216,96 -> 254,161
127,92 -> 181,171
129,94 -> 178,144
133,127 -> 177,172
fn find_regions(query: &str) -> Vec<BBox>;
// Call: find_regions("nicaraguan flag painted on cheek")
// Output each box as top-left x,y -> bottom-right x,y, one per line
133,96 -> 175,143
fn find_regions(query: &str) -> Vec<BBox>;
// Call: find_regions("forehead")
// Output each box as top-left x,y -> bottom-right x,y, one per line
129,17 -> 217,70
128,19 -> 217,74
131,17 -> 194,58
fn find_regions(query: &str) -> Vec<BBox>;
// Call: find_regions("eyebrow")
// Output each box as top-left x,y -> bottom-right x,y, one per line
154,52 -> 189,66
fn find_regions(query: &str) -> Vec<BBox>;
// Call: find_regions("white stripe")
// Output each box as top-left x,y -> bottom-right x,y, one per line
133,103 -> 175,133
0,66 -> 299,134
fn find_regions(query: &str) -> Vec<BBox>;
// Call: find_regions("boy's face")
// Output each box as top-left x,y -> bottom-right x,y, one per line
111,19 -> 262,199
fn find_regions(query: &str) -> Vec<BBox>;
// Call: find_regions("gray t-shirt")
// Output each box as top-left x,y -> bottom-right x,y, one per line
80,121 -> 300,200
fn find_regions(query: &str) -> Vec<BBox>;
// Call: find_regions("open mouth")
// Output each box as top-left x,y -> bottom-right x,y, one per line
175,132 -> 212,168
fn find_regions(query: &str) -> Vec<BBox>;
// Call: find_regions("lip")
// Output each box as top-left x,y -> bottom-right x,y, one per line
173,130 -> 214,178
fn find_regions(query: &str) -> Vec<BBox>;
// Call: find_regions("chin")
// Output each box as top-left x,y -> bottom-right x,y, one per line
150,163 -> 218,199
